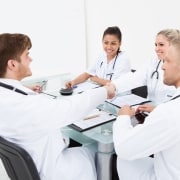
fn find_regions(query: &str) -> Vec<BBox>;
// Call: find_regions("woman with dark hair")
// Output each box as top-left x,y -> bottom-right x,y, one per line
66,26 -> 131,87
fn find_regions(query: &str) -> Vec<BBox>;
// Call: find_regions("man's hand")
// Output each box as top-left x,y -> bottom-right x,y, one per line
27,85 -> 42,93
118,105 -> 135,117
136,104 -> 155,113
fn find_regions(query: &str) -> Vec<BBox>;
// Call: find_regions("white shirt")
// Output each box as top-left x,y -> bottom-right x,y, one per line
87,51 -> 131,80
112,57 -> 176,105
113,87 -> 180,180
0,79 -> 107,180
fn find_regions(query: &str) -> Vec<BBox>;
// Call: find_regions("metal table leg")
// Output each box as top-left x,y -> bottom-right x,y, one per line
96,142 -> 114,180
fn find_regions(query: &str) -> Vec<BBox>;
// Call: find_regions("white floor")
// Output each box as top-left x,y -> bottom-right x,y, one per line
0,160 -> 10,180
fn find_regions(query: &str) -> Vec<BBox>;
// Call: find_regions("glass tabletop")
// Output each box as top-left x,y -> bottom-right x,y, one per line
23,74 -> 120,145
61,101 -> 120,145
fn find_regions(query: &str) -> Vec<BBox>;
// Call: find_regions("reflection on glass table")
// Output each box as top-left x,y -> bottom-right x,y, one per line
61,101 -> 120,180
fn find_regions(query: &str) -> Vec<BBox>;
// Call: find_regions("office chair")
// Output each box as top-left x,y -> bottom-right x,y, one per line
131,69 -> 148,98
0,136 -> 41,180
131,86 -> 148,98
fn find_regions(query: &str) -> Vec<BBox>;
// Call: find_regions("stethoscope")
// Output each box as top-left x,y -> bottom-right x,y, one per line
0,81 -> 28,95
99,51 -> 119,80
151,60 -> 161,79
0,81 -> 57,98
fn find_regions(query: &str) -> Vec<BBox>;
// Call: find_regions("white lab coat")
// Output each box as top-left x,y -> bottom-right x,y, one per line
87,51 -> 131,80
113,87 -> 180,180
112,57 -> 176,105
0,79 -> 108,180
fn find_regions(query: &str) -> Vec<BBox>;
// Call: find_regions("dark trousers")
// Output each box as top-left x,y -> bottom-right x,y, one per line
112,153 -> 119,180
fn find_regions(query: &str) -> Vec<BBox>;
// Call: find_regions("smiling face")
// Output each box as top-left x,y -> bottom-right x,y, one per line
155,34 -> 170,60
102,34 -> 121,60
162,44 -> 180,88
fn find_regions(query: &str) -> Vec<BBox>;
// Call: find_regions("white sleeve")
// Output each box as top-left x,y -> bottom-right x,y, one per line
24,87 -> 107,130
112,58 -> 152,93
113,103 -> 180,160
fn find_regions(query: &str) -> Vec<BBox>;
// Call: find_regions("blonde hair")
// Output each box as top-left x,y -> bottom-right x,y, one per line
157,29 -> 180,45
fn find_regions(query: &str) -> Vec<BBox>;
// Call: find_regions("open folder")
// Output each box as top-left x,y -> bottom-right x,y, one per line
69,108 -> 116,132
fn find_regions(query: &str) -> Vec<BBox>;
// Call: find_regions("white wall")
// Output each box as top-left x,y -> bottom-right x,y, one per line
0,0 -> 86,79
85,0 -> 180,70
1,0 -> 180,79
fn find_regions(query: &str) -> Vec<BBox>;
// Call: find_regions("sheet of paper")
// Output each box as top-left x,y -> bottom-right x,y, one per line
73,81 -> 101,94
106,94 -> 151,107
71,109 -> 116,131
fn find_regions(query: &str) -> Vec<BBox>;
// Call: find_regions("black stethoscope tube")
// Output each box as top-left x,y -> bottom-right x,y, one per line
151,60 -> 161,79
100,51 -> 119,80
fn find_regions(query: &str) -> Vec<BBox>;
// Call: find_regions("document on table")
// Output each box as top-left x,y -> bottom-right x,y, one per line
69,108 -> 116,132
106,94 -> 151,108
73,81 -> 101,94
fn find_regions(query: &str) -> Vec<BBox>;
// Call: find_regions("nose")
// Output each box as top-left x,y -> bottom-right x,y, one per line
29,57 -> 33,62
155,45 -> 159,52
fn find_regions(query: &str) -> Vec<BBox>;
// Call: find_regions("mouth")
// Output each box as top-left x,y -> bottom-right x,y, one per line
106,50 -> 113,53
157,52 -> 164,59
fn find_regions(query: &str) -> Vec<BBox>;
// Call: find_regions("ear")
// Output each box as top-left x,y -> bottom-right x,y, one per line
7,59 -> 17,70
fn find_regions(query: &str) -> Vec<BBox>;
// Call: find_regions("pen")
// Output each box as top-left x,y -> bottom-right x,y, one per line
106,73 -> 114,76
78,91 -> 84,94
41,92 -> 57,99
83,114 -> 100,120
73,85 -> 78,89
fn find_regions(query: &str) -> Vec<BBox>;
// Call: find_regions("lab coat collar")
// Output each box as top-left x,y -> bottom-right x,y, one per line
171,87 -> 180,99
0,78 -> 34,94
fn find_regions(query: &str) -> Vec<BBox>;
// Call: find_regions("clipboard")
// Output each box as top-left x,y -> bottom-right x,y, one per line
106,94 -> 151,108
69,108 -> 116,132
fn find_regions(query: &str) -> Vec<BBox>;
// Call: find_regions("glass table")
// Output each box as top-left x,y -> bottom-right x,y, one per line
61,102 -> 119,180
23,74 -> 119,180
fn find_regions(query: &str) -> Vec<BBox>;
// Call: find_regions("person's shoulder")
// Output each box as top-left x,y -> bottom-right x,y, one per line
95,51 -> 106,62
119,50 -> 129,56
147,56 -> 160,67
117,51 -> 130,60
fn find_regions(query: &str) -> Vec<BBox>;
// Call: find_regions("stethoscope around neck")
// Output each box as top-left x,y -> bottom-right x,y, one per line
99,51 -> 120,80
151,60 -> 161,79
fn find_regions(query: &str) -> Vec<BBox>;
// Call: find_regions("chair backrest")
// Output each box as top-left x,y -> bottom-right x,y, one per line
131,86 -> 148,98
0,137 -> 41,180
131,69 -> 148,98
